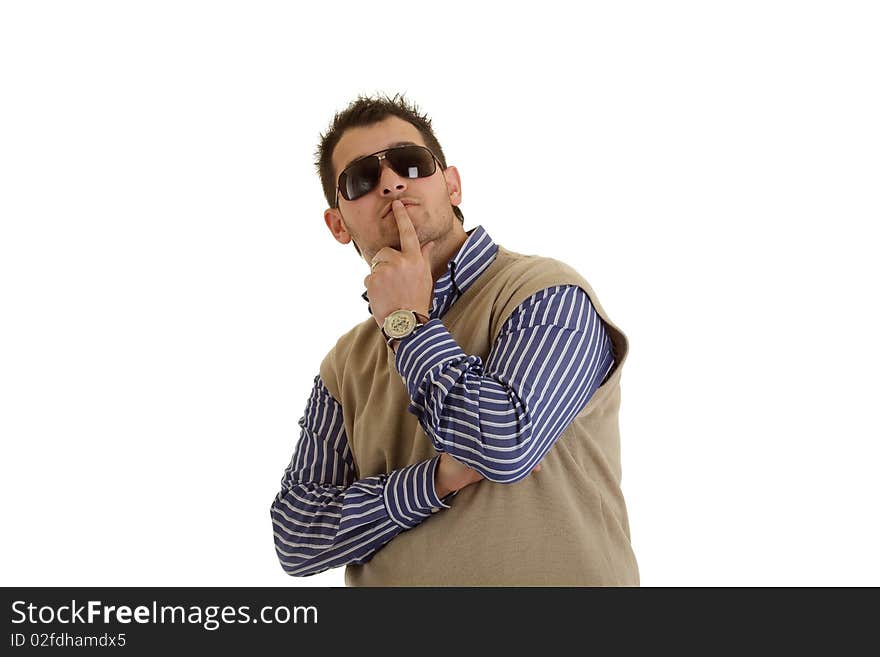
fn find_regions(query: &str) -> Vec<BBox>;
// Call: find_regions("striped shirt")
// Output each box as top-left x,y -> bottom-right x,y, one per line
271,225 -> 615,576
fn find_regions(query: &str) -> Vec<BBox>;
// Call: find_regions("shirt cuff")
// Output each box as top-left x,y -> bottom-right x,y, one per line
394,318 -> 468,403
382,455 -> 453,530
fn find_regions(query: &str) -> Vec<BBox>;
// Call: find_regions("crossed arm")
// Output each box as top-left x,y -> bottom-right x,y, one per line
270,285 -> 614,576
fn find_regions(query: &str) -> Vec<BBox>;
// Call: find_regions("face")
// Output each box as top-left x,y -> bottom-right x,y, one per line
324,116 -> 464,268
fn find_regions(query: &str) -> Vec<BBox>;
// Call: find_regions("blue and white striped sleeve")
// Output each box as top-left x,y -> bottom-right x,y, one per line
393,285 -> 615,483
270,374 -> 454,577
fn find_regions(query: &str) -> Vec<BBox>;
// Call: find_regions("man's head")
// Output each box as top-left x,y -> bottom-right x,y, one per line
315,93 -> 465,267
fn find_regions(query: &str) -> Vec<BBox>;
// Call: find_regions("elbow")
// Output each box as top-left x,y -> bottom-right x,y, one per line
478,446 -> 541,485
273,530 -> 312,578
480,463 -> 532,485
275,549 -> 304,577
492,470 -> 531,485
270,498 -> 311,577
477,428 -> 538,485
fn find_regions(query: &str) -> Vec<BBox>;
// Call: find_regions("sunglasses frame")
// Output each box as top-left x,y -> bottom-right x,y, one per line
335,144 -> 442,207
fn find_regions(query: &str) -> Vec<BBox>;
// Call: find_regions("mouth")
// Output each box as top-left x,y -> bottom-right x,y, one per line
383,199 -> 419,217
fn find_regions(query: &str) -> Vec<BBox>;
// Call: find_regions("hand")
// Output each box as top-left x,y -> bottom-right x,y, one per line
435,452 -> 543,498
364,200 -> 436,329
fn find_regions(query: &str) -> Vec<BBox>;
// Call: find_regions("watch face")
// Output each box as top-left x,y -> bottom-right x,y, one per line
385,310 -> 416,338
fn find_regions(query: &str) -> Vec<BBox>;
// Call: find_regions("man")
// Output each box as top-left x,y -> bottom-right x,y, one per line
270,93 -> 639,586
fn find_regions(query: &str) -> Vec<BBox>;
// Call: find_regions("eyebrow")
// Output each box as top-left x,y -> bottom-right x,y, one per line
341,141 -> 418,173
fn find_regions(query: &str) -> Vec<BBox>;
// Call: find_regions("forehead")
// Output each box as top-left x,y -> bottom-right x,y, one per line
332,116 -> 428,177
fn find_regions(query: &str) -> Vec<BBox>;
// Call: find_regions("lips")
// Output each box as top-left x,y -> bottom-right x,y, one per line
383,199 -> 419,217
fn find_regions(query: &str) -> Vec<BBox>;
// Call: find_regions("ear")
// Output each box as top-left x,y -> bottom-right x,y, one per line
443,165 -> 462,207
324,207 -> 353,245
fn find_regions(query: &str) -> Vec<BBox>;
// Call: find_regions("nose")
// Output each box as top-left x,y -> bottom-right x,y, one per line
377,158 -> 408,197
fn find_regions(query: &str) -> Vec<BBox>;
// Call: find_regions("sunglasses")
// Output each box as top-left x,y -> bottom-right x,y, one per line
336,144 -> 441,205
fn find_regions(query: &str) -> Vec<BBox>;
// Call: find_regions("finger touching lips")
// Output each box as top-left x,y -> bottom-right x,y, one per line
384,200 -> 418,217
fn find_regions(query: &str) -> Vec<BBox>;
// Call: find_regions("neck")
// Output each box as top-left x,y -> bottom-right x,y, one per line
430,225 -> 469,283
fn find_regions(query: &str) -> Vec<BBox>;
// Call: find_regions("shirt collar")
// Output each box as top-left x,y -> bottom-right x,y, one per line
360,224 -> 498,308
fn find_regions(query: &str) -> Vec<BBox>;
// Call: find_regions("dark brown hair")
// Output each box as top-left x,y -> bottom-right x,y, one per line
314,92 -> 464,234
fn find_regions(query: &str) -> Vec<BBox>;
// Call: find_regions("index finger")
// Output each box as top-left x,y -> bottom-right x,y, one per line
391,200 -> 420,255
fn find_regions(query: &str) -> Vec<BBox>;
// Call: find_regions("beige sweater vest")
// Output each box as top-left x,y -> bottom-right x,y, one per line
319,245 -> 639,586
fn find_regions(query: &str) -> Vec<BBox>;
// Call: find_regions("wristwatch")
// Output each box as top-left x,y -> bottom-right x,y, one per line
381,309 -> 430,348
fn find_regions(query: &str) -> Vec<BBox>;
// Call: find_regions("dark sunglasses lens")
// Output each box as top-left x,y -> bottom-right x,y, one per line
341,157 -> 380,201
387,145 -> 436,178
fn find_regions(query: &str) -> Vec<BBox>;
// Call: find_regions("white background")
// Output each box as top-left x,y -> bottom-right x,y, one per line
2,1 -> 878,587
